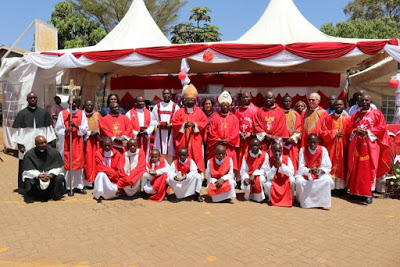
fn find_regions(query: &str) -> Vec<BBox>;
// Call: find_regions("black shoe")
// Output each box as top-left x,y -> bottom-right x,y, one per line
67,190 -> 74,196
163,195 -> 168,201
75,188 -> 87,195
236,180 -> 242,189
365,196 -> 373,204
97,196 -> 104,203
141,191 -> 149,199
195,192 -> 203,202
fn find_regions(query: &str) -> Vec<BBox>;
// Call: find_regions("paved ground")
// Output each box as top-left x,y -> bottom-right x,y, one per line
1,128 -> 400,266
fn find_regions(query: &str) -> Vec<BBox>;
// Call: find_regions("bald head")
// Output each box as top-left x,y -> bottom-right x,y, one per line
135,96 -> 145,109
35,135 -> 47,152
265,91 -> 276,107
27,92 -> 38,107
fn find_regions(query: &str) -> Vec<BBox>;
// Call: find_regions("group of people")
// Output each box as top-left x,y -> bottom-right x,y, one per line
12,84 -> 390,208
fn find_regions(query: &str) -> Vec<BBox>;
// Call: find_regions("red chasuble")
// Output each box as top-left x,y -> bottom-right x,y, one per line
320,113 -> 351,180
171,106 -> 208,172
235,103 -> 258,169
174,157 -> 192,175
269,155 -> 292,207
283,109 -> 302,172
244,151 -> 266,194
254,104 -> 289,152
117,149 -> 147,189
100,114 -> 133,139
95,148 -> 122,184
303,145 -> 323,180
207,112 -> 240,170
61,109 -> 84,170
127,107 -> 152,151
208,156 -> 232,196
300,107 -> 328,147
146,158 -> 168,202
84,111 -> 101,182
346,109 -> 390,196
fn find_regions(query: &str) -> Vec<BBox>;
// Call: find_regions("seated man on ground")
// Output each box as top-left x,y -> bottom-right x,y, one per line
295,134 -> 334,209
118,139 -> 147,197
93,137 -> 122,201
239,138 -> 268,202
22,135 -> 66,201
142,149 -> 170,202
206,145 -> 236,202
264,143 -> 295,207
167,147 -> 203,202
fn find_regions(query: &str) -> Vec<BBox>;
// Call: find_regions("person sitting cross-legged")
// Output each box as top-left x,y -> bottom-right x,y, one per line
295,134 -> 334,209
142,149 -> 170,202
93,137 -> 122,201
206,145 -> 236,202
22,135 -> 66,201
167,147 -> 203,202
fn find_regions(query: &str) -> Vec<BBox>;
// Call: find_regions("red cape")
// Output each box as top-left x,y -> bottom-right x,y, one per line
61,109 -> 84,170
283,109 -> 302,172
95,148 -> 122,184
244,151 -> 266,195
118,149 -> 147,189
84,112 -> 101,182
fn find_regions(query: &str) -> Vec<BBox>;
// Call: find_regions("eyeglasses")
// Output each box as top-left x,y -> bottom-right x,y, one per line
28,97 -> 37,99
360,99 -> 370,102
308,99 -> 318,102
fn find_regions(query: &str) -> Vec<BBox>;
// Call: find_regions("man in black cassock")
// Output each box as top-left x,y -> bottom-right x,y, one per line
22,135 -> 66,201
12,92 -> 56,188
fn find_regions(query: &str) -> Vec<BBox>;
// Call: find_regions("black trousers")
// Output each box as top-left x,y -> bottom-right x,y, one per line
25,175 -> 66,200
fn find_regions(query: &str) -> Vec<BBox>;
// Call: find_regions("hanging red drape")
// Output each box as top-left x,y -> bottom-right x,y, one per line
210,44 -> 284,59
136,44 -> 208,60
286,42 -> 357,60
73,49 -> 135,61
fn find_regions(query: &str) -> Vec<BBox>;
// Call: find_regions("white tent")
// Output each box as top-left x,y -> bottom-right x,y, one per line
1,0 -> 399,149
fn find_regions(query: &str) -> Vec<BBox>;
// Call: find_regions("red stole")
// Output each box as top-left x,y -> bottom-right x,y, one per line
117,149 -> 146,189
84,112 -> 101,182
208,157 -> 232,196
129,108 -> 151,152
95,148 -> 122,184
146,158 -> 168,202
62,109 -> 84,170
269,155 -> 292,207
303,146 -> 323,180
174,158 -> 192,175
283,109 -> 301,172
244,151 -> 266,194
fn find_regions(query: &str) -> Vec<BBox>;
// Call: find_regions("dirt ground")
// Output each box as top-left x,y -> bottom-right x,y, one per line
1,127 -> 400,266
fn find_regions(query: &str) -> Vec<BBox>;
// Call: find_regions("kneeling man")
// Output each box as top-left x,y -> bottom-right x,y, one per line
22,135 -> 66,201
142,149 -> 170,202
240,138 -> 268,202
118,139 -> 147,197
93,137 -> 122,200
167,147 -> 203,202
264,143 -> 295,207
295,134 -> 334,208
207,145 -> 236,202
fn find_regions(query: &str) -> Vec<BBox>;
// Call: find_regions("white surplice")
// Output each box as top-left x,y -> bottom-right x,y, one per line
295,146 -> 334,208
167,158 -> 202,199
207,158 -> 236,202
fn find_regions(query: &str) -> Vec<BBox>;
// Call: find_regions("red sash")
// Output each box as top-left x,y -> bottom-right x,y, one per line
174,158 -> 191,175
62,109 -> 84,170
130,108 -> 151,151
303,145 -> 323,180
244,151 -> 266,194
146,158 -> 168,202
269,155 -> 292,207
208,157 -> 232,196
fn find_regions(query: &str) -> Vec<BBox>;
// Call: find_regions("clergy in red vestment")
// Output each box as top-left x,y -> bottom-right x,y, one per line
93,137 -> 122,201
300,92 -> 328,147
264,143 -> 295,207
126,96 -> 154,158
142,149 -> 170,202
171,84 -> 208,173
239,138 -> 268,203
83,99 -> 101,183
207,90 -> 240,171
346,95 -> 390,204
320,100 -> 351,191
100,102 -> 133,152
254,91 -> 289,152
118,139 -> 147,197
55,96 -> 89,196
281,95 -> 302,172
235,92 -> 258,170
207,145 -> 236,202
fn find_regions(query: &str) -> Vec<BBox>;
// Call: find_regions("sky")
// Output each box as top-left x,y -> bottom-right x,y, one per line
0,0 -> 351,51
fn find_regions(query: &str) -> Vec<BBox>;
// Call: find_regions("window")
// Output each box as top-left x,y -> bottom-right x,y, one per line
382,95 -> 396,123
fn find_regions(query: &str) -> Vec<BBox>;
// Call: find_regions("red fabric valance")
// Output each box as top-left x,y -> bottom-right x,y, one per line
111,72 -> 341,90
357,40 -> 398,55
210,44 -> 284,59
136,44 -> 208,60
286,42 -> 357,60
74,49 -> 135,61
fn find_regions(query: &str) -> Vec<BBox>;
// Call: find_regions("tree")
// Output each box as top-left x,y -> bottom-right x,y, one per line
170,7 -> 222,44
343,0 -> 400,27
50,2 -> 106,49
67,0 -> 187,34
320,16 -> 399,39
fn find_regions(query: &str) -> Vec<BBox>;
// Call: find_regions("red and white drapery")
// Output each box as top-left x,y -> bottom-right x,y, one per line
27,39 -> 399,70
